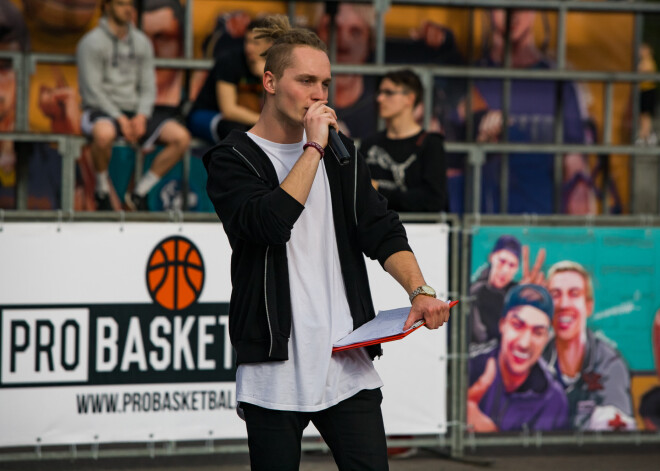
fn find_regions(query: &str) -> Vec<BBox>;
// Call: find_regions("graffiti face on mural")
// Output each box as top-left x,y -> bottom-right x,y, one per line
488,249 -> 520,289
499,305 -> 550,378
548,270 -> 593,342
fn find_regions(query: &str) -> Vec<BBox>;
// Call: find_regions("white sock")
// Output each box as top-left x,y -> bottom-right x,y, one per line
96,171 -> 110,195
134,170 -> 160,196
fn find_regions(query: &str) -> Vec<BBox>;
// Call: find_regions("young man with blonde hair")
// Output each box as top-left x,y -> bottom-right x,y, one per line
543,260 -> 635,430
203,15 -> 450,470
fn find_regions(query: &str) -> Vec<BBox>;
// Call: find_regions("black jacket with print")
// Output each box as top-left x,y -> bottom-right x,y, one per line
203,130 -> 412,365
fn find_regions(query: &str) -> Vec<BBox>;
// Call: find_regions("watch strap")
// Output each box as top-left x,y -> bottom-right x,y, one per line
409,284 -> 436,303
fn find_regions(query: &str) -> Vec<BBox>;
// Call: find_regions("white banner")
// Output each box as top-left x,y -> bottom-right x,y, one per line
0,222 -> 448,446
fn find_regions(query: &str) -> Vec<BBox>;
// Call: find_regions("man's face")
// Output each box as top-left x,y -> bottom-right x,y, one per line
488,249 -> 519,289
548,270 -> 593,342
499,305 -> 550,378
107,0 -> 134,26
318,4 -> 371,64
269,46 -> 331,128
142,7 -> 182,58
244,30 -> 272,77
376,78 -> 414,120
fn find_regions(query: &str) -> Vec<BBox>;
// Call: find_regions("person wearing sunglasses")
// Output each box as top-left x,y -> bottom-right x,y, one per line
360,69 -> 448,213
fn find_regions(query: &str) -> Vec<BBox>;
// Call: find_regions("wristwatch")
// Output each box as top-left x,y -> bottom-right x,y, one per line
409,284 -> 436,303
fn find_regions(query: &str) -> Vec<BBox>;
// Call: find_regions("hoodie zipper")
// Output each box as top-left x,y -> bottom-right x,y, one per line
353,147 -> 358,226
232,147 -> 261,178
263,246 -> 274,357
232,145 -> 274,355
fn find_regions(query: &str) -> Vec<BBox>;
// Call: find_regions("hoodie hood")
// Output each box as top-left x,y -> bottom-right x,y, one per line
98,16 -> 135,67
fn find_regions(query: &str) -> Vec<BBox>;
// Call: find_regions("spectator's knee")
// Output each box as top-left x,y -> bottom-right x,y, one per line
91,122 -> 116,149
169,124 -> 191,153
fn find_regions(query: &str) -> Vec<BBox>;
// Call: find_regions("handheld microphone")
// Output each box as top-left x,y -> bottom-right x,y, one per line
328,127 -> 350,166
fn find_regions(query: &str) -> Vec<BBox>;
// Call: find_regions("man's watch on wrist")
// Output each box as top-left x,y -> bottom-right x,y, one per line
409,284 -> 436,303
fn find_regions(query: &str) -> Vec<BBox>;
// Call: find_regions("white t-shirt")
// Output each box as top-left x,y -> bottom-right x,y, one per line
235,132 -> 382,412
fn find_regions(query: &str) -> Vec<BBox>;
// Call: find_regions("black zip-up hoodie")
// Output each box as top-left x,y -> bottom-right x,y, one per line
203,130 -> 412,365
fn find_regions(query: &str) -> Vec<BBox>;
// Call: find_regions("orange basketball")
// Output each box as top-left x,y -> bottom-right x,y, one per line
146,236 -> 205,311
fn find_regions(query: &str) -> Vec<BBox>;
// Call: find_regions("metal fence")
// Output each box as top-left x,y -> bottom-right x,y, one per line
1,211 -> 659,462
3,0 -> 660,214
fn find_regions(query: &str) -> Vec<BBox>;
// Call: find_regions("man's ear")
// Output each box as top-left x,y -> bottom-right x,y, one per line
263,71 -> 276,95
407,93 -> 417,109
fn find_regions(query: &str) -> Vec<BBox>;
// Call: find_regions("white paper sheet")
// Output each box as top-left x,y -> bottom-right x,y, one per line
333,307 -> 415,348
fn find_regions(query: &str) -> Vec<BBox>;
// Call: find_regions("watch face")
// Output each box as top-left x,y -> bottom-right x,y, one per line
410,285 -> 436,302
421,285 -> 436,297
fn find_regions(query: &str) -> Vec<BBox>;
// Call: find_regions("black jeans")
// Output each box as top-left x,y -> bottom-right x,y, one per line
241,388 -> 389,471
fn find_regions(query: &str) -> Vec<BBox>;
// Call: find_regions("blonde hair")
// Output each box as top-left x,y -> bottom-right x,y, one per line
254,15 -> 328,78
547,260 -> 594,301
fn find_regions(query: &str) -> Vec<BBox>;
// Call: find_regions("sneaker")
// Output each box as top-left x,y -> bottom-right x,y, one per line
125,192 -> 149,211
388,446 -> 419,459
387,435 -> 418,459
95,192 -> 112,211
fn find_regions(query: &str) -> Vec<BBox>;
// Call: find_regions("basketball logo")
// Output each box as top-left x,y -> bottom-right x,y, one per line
146,236 -> 205,311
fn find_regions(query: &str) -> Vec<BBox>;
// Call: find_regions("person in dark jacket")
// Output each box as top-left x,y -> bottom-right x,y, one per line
202,16 -> 450,471
188,17 -> 272,144
543,261 -> 635,430
467,284 -> 569,432
469,235 -> 522,345
360,69 -> 448,212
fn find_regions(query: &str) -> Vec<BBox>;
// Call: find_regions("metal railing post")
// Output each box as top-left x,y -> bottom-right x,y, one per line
602,81 -> 614,214
630,12 -> 644,213
469,147 -> 485,215
499,9 -> 513,214
62,136 -> 85,212
449,215 -> 463,458
184,0 -> 193,59
418,68 -> 434,129
182,150 -> 191,211
14,53 -> 27,132
373,0 -> 391,66
556,3 -> 567,70
553,83 -> 565,213
60,136 -> 75,212
15,142 -> 30,210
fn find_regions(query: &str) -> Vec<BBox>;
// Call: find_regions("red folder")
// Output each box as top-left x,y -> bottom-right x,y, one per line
332,300 -> 459,353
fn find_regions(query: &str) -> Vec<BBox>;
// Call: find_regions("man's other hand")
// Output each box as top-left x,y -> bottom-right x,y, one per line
117,115 -> 136,143
131,114 -> 147,141
467,357 -> 498,432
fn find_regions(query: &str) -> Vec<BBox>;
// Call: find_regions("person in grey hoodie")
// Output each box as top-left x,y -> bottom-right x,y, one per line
542,260 -> 635,430
77,0 -> 190,211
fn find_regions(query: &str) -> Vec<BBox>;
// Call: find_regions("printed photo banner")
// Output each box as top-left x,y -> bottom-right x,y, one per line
467,226 -> 660,434
0,222 -> 448,447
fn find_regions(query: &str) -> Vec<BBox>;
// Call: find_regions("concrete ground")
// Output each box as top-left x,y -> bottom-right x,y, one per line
1,444 -> 660,471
